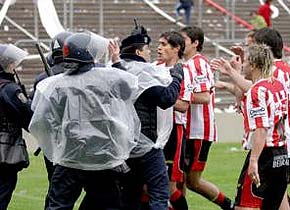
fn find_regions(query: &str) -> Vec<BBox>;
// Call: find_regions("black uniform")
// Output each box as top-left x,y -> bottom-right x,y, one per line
115,54 -> 182,210
0,71 -> 33,210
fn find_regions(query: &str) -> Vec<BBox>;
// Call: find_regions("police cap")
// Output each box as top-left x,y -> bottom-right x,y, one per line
120,34 -> 151,50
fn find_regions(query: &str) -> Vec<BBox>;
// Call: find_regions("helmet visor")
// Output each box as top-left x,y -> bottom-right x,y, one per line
0,44 -> 28,70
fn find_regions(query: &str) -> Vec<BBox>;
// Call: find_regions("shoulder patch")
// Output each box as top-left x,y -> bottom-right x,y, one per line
17,92 -> 28,104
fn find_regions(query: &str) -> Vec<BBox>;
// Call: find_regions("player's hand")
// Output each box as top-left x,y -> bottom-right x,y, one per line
109,39 -> 120,64
210,58 -> 233,76
230,45 -> 245,63
230,55 -> 242,73
248,160 -> 261,188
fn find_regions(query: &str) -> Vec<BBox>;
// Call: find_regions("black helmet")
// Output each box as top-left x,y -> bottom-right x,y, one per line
46,51 -> 54,67
50,31 -> 73,64
63,32 -> 101,64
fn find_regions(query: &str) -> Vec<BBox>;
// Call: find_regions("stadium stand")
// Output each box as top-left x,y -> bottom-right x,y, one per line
0,0 -> 289,109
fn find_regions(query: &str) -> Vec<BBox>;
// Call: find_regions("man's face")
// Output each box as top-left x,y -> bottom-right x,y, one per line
157,37 -> 179,64
180,32 -> 196,58
137,44 -> 151,62
245,36 -> 254,47
242,52 -> 252,80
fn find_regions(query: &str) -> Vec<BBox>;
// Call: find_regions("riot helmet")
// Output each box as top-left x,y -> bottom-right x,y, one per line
46,51 -> 54,68
63,31 -> 109,64
50,31 -> 73,64
0,44 -> 28,72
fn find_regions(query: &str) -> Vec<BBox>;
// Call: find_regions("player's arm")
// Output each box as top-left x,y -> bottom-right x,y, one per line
248,127 -> 267,187
174,99 -> 189,113
191,91 -> 210,104
211,58 -> 252,92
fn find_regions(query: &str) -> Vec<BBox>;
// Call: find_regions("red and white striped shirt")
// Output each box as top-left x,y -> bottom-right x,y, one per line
242,79 -> 287,149
156,62 -> 193,125
273,59 -> 290,155
185,53 -> 217,141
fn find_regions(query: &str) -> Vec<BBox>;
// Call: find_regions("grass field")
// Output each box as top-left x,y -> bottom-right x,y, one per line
8,142 -> 248,210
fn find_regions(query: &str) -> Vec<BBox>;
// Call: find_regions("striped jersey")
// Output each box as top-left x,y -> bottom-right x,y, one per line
273,59 -> 290,155
156,62 -> 193,125
242,78 -> 287,149
185,53 -> 217,141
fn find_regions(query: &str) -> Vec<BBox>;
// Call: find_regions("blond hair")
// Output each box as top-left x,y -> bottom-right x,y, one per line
246,44 -> 273,78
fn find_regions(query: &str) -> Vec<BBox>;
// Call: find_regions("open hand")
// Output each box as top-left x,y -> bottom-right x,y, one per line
109,39 -> 120,64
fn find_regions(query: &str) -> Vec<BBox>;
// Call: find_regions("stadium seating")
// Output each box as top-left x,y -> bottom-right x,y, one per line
1,0 -> 289,109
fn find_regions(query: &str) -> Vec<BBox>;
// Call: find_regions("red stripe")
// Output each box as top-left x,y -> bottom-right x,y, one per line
186,107 -> 191,139
171,125 -> 184,182
203,104 -> 210,140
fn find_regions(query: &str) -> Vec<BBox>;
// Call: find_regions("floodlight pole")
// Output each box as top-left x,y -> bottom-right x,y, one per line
63,0 -> 68,29
99,0 -> 104,36
231,0 -> 236,39
69,0 -> 74,30
198,0 -> 202,27
34,3 -> 39,38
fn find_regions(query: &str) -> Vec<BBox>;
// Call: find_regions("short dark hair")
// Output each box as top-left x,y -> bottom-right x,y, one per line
180,26 -> 204,52
120,43 -> 146,55
159,31 -> 185,59
254,28 -> 283,59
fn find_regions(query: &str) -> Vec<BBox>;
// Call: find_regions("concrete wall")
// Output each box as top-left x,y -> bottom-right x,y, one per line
24,113 -> 245,152
215,113 -> 244,143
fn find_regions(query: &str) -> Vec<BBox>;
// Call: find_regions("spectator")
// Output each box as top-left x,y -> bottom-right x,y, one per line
176,0 -> 194,25
249,11 -> 267,29
258,0 -> 272,27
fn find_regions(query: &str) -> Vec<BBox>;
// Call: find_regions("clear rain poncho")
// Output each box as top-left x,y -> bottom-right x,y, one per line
120,60 -> 173,157
29,66 -> 140,171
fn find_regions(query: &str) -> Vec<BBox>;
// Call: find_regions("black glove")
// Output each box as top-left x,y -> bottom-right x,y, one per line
170,63 -> 184,82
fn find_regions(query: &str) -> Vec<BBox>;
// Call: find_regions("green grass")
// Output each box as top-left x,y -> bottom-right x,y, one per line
8,142 -> 247,210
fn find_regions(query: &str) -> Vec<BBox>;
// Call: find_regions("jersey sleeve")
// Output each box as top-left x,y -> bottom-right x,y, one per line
245,86 -> 270,130
192,57 -> 212,93
178,65 -> 193,102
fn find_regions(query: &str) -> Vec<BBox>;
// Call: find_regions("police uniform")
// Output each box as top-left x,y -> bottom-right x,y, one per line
0,71 -> 32,210
116,33 -> 184,210
29,32 -> 138,210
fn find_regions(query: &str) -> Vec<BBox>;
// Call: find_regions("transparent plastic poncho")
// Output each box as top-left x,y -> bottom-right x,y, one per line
120,60 -> 173,157
29,66 -> 140,170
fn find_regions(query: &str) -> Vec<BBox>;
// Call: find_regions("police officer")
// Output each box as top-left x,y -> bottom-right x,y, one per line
31,31 -> 73,209
0,44 -> 33,210
32,31 -> 73,97
110,26 -> 184,210
29,32 -> 139,210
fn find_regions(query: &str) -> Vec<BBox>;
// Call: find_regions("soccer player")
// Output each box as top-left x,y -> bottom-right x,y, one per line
179,26 -> 233,210
211,44 -> 288,210
156,31 -> 192,210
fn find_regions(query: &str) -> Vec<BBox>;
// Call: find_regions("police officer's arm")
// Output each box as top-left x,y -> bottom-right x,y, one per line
140,63 -> 183,109
139,75 -> 182,109
112,62 -> 127,71
2,83 -> 33,131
